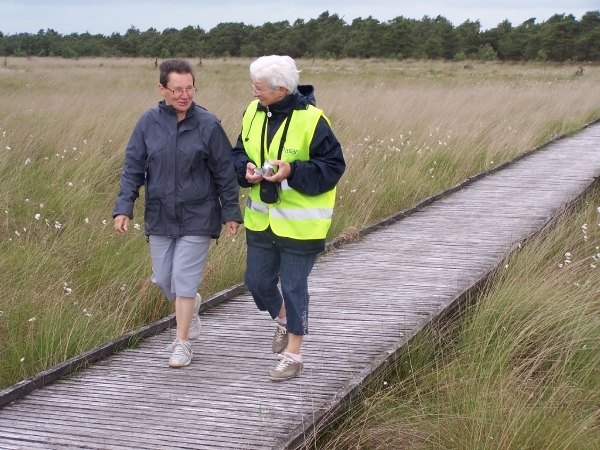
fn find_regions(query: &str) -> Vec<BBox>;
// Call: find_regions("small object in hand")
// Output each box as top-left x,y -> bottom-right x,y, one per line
254,161 -> 274,177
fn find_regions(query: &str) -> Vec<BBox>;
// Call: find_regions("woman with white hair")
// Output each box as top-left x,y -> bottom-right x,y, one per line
231,55 -> 345,381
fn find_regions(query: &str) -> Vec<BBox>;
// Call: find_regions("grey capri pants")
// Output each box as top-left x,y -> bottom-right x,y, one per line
149,235 -> 211,301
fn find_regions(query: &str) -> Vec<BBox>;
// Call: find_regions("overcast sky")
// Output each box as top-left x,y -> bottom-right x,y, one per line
1,0 -> 598,35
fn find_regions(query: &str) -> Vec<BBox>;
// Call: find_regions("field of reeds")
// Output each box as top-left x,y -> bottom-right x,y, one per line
317,177 -> 600,450
1,56 -> 599,409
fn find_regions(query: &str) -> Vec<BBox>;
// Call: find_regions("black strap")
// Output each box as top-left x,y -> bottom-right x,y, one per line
259,96 -> 297,167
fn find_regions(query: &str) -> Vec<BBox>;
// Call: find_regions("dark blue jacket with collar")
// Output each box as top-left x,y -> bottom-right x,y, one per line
113,101 -> 242,239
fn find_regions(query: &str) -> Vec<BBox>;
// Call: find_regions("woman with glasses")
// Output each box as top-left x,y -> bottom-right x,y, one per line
231,55 -> 345,381
113,59 -> 242,368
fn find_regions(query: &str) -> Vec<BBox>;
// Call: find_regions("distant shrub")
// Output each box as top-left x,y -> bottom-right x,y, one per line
61,46 -> 77,59
12,47 -> 27,57
477,43 -> 497,61
535,49 -> 548,62
453,51 -> 467,62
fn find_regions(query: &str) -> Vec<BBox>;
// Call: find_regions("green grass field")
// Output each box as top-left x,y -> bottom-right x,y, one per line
1,57 -> 599,447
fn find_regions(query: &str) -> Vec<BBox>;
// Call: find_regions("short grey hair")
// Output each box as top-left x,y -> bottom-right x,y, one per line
250,55 -> 300,94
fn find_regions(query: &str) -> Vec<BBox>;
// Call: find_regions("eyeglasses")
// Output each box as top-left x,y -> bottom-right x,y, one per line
164,86 -> 197,96
252,84 -> 271,94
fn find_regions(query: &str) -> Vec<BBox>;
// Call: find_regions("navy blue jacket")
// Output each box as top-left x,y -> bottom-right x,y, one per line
231,85 -> 345,253
113,101 -> 242,239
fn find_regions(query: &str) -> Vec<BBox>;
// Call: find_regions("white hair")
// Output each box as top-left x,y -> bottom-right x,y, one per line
250,55 -> 300,94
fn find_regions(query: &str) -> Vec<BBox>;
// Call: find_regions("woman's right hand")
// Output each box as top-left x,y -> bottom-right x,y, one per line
114,214 -> 129,234
245,162 -> 263,184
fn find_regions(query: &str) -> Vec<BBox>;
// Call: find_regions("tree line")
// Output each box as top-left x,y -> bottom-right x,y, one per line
1,10 -> 599,62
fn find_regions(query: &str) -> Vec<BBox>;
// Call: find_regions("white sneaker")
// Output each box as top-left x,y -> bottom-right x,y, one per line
188,293 -> 201,340
167,338 -> 193,368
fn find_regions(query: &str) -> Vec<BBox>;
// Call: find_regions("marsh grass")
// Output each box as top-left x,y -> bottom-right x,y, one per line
317,184 -> 600,449
0,57 -> 599,391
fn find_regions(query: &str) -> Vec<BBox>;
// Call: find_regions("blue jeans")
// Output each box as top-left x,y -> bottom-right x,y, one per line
244,245 -> 317,336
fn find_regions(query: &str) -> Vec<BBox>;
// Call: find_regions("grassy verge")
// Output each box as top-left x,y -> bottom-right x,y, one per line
1,57 -> 599,390
317,181 -> 600,449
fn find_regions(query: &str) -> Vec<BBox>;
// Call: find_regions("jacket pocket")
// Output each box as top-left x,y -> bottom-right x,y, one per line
180,198 -> 220,236
144,201 -> 166,235
144,149 -> 166,201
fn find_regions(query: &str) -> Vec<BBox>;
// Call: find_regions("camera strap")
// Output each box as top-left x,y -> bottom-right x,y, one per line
259,95 -> 297,168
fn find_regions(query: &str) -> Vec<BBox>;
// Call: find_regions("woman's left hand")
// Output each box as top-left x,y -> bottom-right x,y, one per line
264,160 -> 290,182
225,221 -> 240,236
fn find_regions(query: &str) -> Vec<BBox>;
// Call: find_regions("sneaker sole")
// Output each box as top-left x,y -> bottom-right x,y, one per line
168,359 -> 192,368
268,368 -> 303,382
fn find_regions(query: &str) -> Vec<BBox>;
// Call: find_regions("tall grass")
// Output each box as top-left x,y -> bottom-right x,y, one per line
0,57 -> 599,390
317,183 -> 600,449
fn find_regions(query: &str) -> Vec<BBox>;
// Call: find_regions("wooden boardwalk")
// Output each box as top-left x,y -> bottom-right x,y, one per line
1,123 -> 600,449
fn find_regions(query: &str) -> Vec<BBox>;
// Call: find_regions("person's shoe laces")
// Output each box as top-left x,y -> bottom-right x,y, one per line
268,353 -> 303,381
274,354 -> 294,372
272,322 -> 288,353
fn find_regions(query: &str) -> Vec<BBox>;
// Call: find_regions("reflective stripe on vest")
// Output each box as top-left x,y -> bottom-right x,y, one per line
270,207 -> 334,220
247,197 -> 333,220
242,100 -> 336,240
246,197 -> 269,214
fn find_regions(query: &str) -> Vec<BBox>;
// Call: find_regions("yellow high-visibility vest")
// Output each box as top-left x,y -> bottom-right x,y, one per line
242,100 -> 336,240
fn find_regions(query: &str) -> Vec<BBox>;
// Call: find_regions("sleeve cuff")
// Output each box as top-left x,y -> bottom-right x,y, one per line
288,161 -> 297,181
